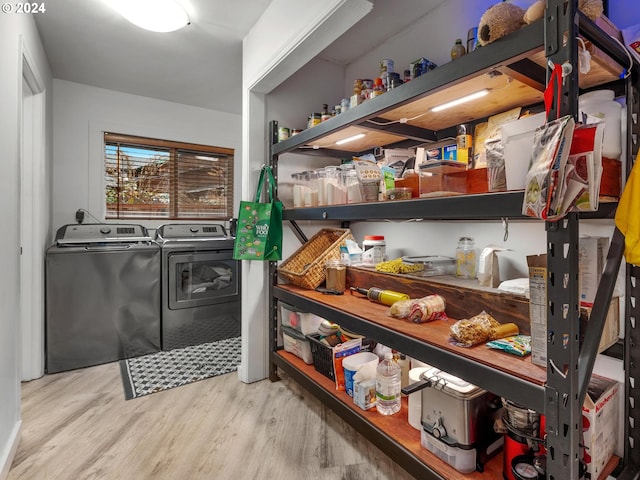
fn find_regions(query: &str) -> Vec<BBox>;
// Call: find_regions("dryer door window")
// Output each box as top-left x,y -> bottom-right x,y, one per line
168,252 -> 239,309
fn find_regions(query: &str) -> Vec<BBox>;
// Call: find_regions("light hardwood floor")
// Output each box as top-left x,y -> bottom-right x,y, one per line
8,361 -> 415,480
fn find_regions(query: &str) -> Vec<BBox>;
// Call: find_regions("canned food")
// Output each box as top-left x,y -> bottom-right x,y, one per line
277,127 -> 290,142
380,59 -> 394,75
291,129 -> 302,136
307,113 -> 321,129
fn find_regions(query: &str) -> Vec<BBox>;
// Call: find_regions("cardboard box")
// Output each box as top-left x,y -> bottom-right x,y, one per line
579,236 -> 609,306
582,374 -> 620,479
353,378 -> 376,410
580,297 -> 620,354
528,252 -> 619,366
527,255 -> 548,367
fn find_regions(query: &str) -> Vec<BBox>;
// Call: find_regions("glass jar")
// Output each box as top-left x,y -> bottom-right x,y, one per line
307,113 -> 321,129
325,259 -> 346,292
451,38 -> 466,60
456,236 -> 476,279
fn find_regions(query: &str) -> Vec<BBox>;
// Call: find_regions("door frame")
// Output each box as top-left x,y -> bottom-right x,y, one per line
19,39 -> 46,381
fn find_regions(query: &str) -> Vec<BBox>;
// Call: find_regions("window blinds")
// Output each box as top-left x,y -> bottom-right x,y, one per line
104,133 -> 234,220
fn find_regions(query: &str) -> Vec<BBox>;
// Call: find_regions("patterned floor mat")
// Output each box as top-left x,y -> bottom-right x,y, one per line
119,336 -> 241,400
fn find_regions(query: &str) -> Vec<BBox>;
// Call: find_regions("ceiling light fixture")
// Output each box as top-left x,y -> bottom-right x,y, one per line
107,0 -> 190,33
335,133 -> 366,145
431,89 -> 489,112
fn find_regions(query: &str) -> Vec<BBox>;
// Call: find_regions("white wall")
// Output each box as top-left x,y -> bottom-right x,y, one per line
0,13 -> 53,480
344,0 -> 498,93
51,79 -> 242,234
609,2 -> 640,30
240,0 -> 372,383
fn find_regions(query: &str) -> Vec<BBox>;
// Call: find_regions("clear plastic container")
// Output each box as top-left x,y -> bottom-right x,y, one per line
303,170 -> 319,207
343,166 -> 362,204
315,168 -> 327,206
324,166 -> 346,205
376,352 -> 401,415
280,303 -> 324,335
282,326 -> 313,364
291,172 -> 304,208
456,236 -> 476,279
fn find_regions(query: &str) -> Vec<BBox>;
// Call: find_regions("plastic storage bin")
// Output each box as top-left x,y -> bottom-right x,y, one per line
306,333 -> 337,380
282,326 -> 313,364
306,333 -> 376,382
280,302 -> 324,335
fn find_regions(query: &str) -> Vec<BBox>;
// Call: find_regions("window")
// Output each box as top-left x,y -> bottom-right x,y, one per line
104,133 -> 234,220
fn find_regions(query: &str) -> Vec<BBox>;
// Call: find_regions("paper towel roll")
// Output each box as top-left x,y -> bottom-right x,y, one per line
410,357 -> 431,369
408,367 -> 431,430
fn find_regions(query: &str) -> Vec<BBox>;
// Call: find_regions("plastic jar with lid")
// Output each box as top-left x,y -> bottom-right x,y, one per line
456,236 -> 476,279
303,170 -> 319,207
343,166 -> 362,204
362,235 -> 386,265
307,113 -> 321,129
578,89 -> 622,159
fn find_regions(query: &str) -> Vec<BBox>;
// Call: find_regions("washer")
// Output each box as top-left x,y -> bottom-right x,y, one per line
45,223 -> 161,373
156,223 -> 241,351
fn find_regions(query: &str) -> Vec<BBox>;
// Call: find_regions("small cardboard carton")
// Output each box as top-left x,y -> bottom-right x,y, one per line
580,297 -> 620,354
527,254 -> 547,367
582,374 -> 619,479
528,253 -> 619,366
579,236 -> 609,307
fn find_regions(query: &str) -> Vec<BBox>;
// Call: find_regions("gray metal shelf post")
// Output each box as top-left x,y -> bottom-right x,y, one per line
622,65 -> 640,476
544,1 -> 582,478
268,119 -> 280,382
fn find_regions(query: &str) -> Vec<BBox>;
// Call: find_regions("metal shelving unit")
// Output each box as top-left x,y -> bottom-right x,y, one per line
267,2 -> 639,478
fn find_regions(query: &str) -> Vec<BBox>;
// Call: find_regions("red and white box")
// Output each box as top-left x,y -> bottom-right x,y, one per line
582,374 -> 619,479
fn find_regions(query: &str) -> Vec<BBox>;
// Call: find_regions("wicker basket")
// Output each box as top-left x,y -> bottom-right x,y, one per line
278,228 -> 353,290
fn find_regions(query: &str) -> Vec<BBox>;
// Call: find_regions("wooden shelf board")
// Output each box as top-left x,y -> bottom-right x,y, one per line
302,125 -> 405,153
379,73 -> 544,132
529,49 -> 623,90
275,283 -> 547,388
275,350 -> 505,480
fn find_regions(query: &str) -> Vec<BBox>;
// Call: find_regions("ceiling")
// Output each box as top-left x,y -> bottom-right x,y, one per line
34,0 -> 446,115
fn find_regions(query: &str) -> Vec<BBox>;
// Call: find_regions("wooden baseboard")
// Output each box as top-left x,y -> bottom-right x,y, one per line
0,420 -> 22,480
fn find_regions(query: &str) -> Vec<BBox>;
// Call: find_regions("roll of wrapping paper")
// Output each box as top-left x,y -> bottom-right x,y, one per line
407,294 -> 447,323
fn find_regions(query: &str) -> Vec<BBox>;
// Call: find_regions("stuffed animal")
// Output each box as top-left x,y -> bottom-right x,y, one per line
524,0 -> 604,24
477,3 -> 527,46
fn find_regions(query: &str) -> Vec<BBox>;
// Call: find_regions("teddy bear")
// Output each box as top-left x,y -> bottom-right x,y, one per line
477,2 -> 527,47
523,0 -> 603,24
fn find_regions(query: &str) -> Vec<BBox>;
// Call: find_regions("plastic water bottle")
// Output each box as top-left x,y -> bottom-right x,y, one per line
376,352 -> 401,415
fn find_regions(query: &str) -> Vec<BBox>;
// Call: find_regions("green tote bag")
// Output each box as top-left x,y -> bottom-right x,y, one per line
233,166 -> 283,261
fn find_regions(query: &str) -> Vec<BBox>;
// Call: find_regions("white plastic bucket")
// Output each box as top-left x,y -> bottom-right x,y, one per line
579,89 -> 622,160
343,352 -> 378,397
